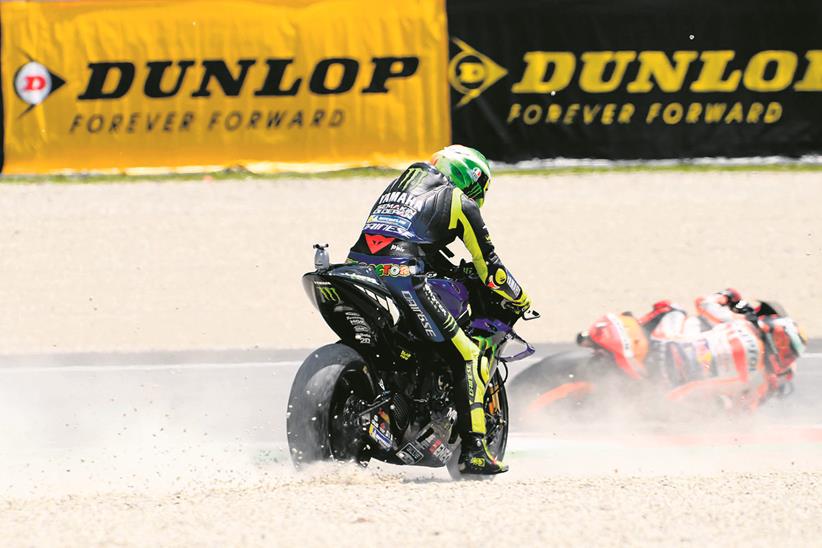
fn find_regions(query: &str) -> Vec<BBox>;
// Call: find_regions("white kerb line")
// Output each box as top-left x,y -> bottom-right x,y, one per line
0,354 -> 816,374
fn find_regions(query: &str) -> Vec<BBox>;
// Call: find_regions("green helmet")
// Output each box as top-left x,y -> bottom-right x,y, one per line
431,145 -> 492,207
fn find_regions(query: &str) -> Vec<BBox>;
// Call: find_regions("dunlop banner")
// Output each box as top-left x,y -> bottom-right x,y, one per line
1,0 -> 449,174
447,0 -> 822,161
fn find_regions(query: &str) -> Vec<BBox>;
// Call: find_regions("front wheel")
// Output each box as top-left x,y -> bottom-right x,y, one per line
447,370 -> 509,480
286,344 -> 375,468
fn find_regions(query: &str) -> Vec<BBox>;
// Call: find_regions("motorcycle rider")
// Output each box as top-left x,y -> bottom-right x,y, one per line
638,289 -> 806,410
640,289 -> 748,339
347,145 -> 530,474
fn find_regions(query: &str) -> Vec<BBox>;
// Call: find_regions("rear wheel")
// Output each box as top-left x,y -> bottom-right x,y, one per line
447,370 -> 509,480
286,344 -> 375,468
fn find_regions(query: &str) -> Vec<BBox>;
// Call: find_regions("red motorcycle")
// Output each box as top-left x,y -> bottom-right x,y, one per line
509,299 -> 806,419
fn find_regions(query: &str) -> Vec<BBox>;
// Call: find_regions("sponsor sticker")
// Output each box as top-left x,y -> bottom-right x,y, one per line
314,282 -> 341,304
368,412 -> 394,450
428,439 -> 452,464
396,442 -> 424,464
373,263 -> 411,277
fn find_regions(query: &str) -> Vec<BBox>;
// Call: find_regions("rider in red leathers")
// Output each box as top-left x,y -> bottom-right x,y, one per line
638,289 -> 806,411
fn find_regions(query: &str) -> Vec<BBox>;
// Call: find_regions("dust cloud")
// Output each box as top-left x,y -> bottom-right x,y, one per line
1,171 -> 821,545
1,355 -> 821,546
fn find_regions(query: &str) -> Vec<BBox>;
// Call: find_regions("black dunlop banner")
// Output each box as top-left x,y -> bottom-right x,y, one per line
447,0 -> 822,161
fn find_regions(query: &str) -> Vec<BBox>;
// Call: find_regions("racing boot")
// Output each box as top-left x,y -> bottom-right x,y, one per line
459,433 -> 508,475
454,348 -> 508,475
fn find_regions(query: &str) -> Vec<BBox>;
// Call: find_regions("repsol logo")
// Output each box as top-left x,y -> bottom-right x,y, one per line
76,56 -> 419,100
450,41 -> 822,106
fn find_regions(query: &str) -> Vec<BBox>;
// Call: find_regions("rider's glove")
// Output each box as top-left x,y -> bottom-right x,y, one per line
510,290 -> 531,312
500,290 -> 531,313
732,300 -> 755,316
719,288 -> 758,316
458,260 -> 479,280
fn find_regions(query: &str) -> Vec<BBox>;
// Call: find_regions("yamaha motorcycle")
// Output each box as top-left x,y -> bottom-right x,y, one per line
286,245 -> 538,478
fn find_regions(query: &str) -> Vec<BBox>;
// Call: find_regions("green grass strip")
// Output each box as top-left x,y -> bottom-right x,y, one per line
1,162 -> 821,184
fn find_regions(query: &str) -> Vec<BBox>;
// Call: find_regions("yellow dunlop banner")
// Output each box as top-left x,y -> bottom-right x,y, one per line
2,0 -> 450,174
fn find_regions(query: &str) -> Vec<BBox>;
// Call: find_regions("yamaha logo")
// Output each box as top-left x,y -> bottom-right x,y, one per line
14,60 -> 66,111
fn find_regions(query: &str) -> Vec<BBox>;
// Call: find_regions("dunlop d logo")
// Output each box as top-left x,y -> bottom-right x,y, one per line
14,58 -> 66,115
448,38 -> 507,107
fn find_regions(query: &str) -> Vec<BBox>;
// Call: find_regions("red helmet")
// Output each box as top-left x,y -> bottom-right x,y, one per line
758,315 -> 807,375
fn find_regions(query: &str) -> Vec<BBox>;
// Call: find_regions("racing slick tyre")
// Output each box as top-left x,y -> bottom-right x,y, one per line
286,343 -> 375,468
447,370 -> 509,480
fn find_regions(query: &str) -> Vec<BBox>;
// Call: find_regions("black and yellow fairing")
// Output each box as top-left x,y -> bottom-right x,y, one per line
303,264 -> 422,370
304,265 -> 391,333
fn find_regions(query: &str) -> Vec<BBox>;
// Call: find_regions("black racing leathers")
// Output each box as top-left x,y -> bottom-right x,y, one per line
347,162 -> 529,442
349,162 -> 528,309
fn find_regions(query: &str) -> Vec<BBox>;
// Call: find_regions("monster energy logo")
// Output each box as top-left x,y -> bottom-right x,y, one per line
394,167 -> 426,190
317,286 -> 340,303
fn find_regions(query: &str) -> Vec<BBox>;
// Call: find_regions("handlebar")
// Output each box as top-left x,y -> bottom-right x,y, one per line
732,300 -> 755,315
431,253 -> 540,323
500,299 -> 540,320
731,301 -> 764,328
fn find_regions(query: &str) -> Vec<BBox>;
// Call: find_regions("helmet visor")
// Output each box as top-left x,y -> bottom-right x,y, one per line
471,170 -> 490,208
